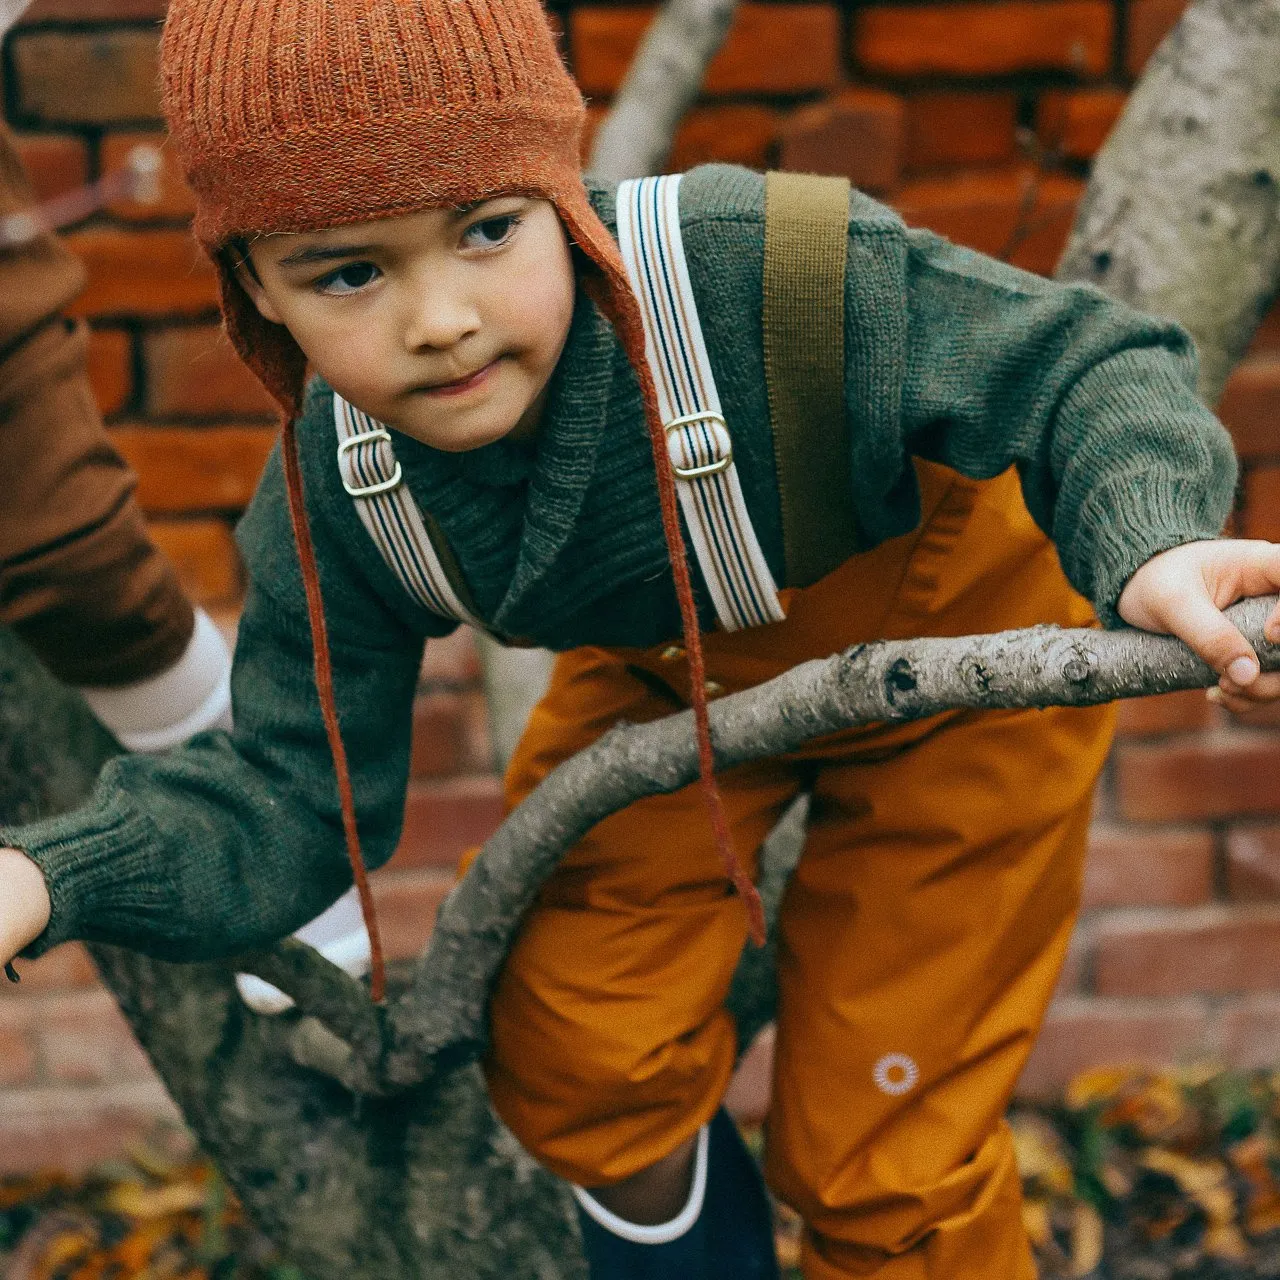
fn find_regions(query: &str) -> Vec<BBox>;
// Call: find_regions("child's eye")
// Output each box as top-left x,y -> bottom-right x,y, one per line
462,214 -> 520,250
315,261 -> 381,295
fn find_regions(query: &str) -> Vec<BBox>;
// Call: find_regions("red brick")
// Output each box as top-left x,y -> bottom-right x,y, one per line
420,626 -> 483,686
410,690 -> 492,779
10,30 -> 162,126
1115,733 -> 1280,822
668,105 -> 780,173
1226,824 -> 1280,901
1115,688 -> 1215,737
11,132 -> 89,202
1218,994 -> 1280,1070
1016,995 -> 1209,1098
777,88 -> 903,195
2,943 -> 99,994
1095,906 -> 1280,996
34,989 -> 154,1086
85,326 -> 132,416
67,229 -> 219,318
892,168 -> 1084,277
0,1004 -> 37,1086
19,0 -> 168,19
852,2 -> 1113,78
144,324 -> 276,418
0,1081 -> 182,1176
1082,824 -> 1215,910
1219,353 -> 1280,460
146,517 -> 242,604
723,1024 -> 775,1124
110,425 -> 276,513
571,4 -> 841,98
1243,467 -> 1280,542
101,130 -> 198,221
1037,87 -> 1126,162
370,867 -> 454,962
903,92 -> 1019,174
1126,0 -> 1189,77
390,775 -> 505,872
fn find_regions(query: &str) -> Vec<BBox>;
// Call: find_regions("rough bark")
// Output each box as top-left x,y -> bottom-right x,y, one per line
1056,0 -> 1280,403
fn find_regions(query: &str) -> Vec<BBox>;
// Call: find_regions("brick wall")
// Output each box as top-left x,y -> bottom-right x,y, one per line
3,0 -> 1279,1168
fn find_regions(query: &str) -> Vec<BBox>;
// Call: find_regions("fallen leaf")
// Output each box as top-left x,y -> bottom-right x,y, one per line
1070,1201 -> 1104,1277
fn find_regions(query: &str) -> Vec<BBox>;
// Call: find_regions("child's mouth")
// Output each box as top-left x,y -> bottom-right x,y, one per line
418,359 -> 499,397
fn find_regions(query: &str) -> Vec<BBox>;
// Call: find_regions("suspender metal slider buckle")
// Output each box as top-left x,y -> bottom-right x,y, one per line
338,428 -> 404,498
664,411 -> 733,480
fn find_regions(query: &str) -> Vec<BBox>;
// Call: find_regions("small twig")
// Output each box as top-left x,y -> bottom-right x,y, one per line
234,939 -> 383,1068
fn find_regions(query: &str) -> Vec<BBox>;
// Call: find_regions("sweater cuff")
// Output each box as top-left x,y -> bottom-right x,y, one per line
1071,471 -> 1231,628
0,787 -> 170,957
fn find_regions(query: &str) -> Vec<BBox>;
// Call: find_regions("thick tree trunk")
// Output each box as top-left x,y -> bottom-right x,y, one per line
1055,0 -> 1280,403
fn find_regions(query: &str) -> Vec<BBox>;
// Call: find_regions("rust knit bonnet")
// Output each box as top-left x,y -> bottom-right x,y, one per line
160,0 -> 762,1001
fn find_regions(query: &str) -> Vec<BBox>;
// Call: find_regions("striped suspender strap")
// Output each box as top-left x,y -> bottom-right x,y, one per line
332,392 -> 481,629
616,174 -> 786,632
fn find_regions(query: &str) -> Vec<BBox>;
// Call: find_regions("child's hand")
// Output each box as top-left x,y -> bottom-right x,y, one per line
1118,539 -> 1280,714
0,846 -> 51,968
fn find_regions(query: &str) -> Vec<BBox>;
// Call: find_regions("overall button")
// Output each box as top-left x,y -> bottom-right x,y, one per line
704,680 -> 724,697
660,645 -> 685,662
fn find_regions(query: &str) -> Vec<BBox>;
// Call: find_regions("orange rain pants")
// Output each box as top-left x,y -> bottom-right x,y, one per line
482,462 -> 1115,1279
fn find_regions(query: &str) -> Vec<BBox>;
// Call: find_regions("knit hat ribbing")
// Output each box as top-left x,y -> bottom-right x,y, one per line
159,0 -> 763,1002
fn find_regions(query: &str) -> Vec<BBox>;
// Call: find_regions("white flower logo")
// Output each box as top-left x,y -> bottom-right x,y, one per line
873,1053 -> 920,1097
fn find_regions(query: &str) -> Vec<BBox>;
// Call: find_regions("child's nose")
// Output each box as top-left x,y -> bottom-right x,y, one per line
403,292 -> 482,352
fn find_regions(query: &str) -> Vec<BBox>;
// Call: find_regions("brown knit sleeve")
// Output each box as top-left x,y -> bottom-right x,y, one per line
0,125 -> 195,687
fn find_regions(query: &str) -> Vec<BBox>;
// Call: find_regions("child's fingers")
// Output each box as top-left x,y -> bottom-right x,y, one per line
1217,670 -> 1280,704
1160,584 -> 1261,684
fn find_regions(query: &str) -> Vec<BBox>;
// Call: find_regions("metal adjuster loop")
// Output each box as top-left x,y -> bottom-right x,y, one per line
338,429 -> 403,498
664,411 -> 733,480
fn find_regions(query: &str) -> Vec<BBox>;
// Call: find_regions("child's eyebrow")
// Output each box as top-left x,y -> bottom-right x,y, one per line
277,243 -> 377,267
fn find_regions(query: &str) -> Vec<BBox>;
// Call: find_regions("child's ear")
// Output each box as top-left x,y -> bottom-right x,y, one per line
230,247 -> 285,325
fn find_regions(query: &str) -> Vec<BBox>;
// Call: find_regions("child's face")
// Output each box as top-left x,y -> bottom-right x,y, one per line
236,197 -> 576,451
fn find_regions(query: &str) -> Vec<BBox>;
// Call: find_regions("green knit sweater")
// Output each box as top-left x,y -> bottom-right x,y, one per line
7,164 -> 1236,960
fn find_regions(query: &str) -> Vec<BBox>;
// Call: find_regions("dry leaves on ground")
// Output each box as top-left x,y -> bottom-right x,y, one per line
1013,1065 -> 1280,1279
11,1066 -> 1280,1279
0,1130 -> 295,1280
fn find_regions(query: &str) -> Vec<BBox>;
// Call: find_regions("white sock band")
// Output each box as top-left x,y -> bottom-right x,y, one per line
573,1123 -> 709,1246
79,608 -> 232,753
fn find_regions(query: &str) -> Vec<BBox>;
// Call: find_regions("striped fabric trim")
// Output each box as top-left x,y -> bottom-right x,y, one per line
332,393 -> 480,629
616,174 -> 785,632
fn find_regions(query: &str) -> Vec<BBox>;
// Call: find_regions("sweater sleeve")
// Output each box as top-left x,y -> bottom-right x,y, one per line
847,225 -> 1238,625
1,440 -> 429,961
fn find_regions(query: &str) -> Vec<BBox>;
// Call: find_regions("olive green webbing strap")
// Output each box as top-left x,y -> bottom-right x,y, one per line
763,170 -> 859,588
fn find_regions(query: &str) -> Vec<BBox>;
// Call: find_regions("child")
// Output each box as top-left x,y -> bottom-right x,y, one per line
2,1 -> 1280,1276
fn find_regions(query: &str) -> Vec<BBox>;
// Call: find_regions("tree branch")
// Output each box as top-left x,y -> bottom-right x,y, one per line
383,599 -> 1280,1082
586,0 -> 740,181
